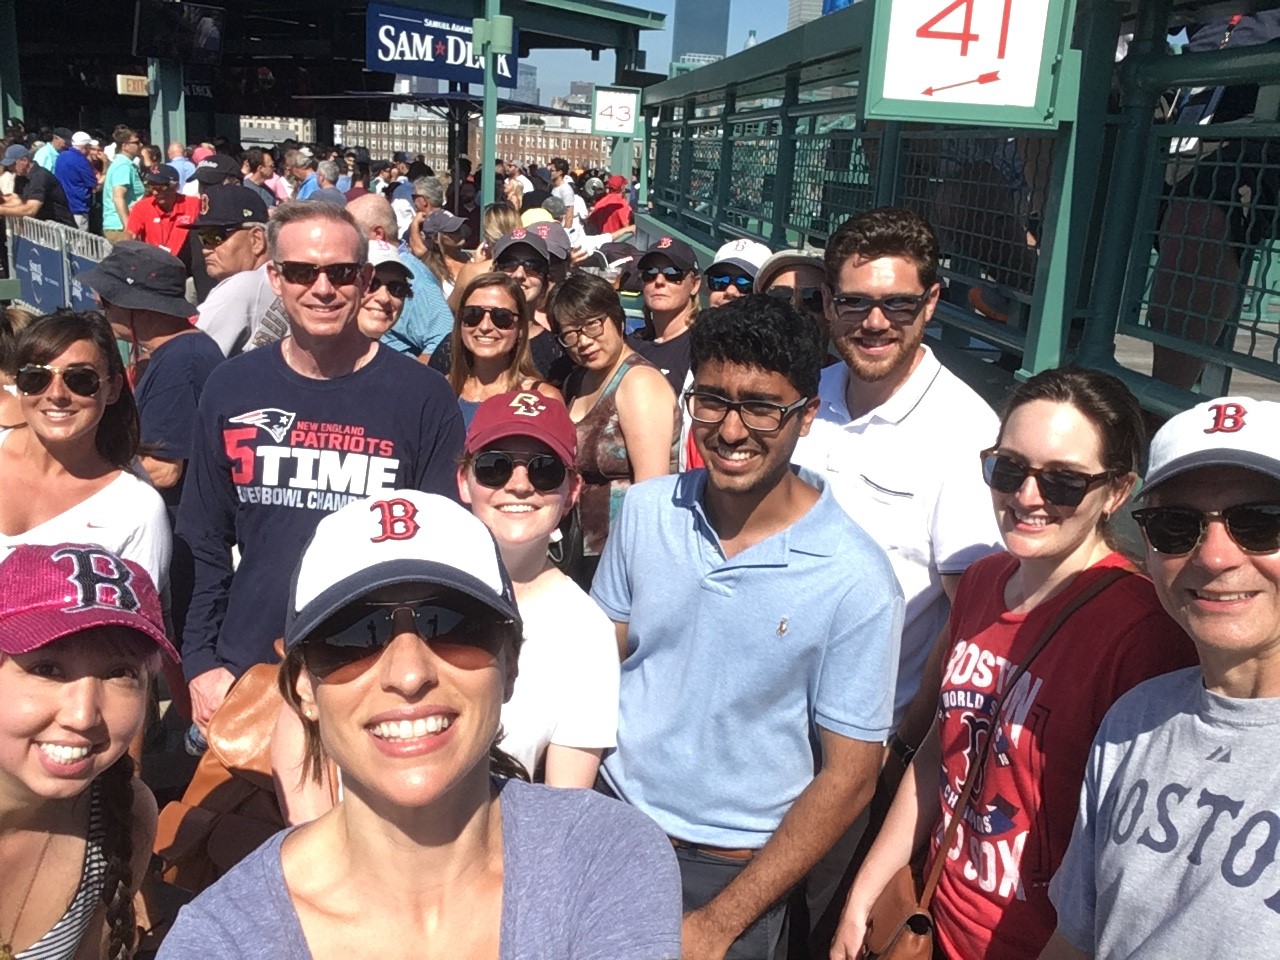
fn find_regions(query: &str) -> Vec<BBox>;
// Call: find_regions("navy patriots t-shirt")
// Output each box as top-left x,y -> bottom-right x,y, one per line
176,342 -> 464,680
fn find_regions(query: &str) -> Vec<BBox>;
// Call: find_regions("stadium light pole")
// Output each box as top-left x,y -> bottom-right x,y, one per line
473,3 -> 512,210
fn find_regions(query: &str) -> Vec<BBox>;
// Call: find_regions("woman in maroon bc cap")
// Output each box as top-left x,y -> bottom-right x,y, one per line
0,543 -> 178,960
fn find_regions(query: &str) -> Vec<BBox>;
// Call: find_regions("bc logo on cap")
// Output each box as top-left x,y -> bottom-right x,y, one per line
510,392 -> 545,417
54,546 -> 141,614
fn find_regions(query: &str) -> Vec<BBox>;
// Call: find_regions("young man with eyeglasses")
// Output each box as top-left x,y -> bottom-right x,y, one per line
177,200 -> 464,742
593,294 -> 903,960
628,235 -> 703,395
126,164 -> 200,256
1041,397 -> 1280,960
704,239 -> 772,308
102,127 -> 144,243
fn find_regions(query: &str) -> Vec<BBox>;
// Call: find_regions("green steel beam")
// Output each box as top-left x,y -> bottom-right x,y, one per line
148,59 -> 187,150
0,0 -> 22,126
521,0 -> 665,32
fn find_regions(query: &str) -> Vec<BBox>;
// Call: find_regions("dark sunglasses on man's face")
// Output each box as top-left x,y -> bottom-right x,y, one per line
829,292 -> 930,323
472,451 -> 567,492
302,601 -> 509,682
705,273 -> 753,293
980,451 -> 1115,508
16,363 -> 102,398
197,227 -> 243,249
642,265 -> 690,284
369,276 -> 413,299
274,261 -> 363,287
1131,503 -> 1280,556
459,305 -> 518,329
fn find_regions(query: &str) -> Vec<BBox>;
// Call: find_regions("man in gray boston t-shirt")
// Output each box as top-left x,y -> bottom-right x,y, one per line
1041,397 -> 1280,959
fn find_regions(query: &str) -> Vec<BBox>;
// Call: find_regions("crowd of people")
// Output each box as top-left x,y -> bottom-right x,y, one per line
0,119 -> 1278,960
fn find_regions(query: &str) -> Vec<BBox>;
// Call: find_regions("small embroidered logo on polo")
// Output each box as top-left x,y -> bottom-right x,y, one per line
1207,746 -> 1233,763
776,618 -> 788,637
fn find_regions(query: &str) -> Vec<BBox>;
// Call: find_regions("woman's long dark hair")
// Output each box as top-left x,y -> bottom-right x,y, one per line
99,755 -> 139,960
10,310 -> 140,468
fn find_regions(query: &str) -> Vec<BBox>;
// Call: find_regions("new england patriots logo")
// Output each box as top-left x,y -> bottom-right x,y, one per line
229,408 -> 296,443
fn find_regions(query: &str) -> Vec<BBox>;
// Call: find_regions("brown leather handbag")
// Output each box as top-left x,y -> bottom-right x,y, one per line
861,569 -> 1129,960
153,658 -> 287,893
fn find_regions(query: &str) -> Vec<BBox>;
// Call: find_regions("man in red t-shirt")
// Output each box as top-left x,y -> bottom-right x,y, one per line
127,163 -> 200,257
587,174 -> 632,235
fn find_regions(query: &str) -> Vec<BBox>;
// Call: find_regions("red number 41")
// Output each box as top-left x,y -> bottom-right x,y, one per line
916,0 -> 1014,59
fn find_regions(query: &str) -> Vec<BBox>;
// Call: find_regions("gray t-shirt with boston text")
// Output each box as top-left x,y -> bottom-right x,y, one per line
1050,667 -> 1280,958
156,778 -> 682,959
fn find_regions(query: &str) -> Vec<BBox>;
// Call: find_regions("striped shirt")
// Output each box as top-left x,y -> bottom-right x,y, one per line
19,782 -> 107,960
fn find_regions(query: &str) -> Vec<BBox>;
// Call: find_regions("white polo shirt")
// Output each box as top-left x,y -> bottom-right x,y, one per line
791,345 -> 1002,721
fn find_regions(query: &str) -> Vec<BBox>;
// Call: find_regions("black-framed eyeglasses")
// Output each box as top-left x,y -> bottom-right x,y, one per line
684,389 -> 811,433
197,227 -> 243,249
459,305 -> 518,329
829,291 -> 931,323
706,273 -> 753,293
642,265 -> 690,284
556,316 -> 608,348
369,275 -> 413,299
767,286 -> 826,313
16,363 -> 102,398
495,257 -> 547,277
274,261 -> 363,287
302,600 -> 511,682
472,451 -> 568,492
980,450 -> 1116,508
1131,503 -> 1280,556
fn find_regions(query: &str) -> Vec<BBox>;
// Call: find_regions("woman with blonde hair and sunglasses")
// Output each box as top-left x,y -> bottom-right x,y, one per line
437,273 -> 560,429
0,310 -> 169,590
162,491 -> 682,959
830,367 -> 1198,960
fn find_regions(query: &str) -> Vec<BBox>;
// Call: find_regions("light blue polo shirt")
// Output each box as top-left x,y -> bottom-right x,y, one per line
593,470 -> 903,848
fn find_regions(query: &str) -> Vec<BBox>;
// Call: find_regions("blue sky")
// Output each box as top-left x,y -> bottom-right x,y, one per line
524,0 -> 790,102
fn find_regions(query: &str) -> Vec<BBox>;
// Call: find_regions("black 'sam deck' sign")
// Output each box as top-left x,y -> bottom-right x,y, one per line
366,2 -> 518,88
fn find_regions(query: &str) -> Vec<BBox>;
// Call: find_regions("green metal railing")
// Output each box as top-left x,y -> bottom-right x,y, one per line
639,0 -> 1280,415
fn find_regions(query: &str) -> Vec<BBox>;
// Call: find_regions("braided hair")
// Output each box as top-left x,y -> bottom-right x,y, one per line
97,755 -> 138,960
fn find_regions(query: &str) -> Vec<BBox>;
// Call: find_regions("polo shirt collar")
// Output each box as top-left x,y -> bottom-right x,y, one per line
825,344 -> 942,427
676,468 -> 844,566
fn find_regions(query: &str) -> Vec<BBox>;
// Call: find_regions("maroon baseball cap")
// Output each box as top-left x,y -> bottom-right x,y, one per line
0,544 -> 178,662
465,391 -> 578,466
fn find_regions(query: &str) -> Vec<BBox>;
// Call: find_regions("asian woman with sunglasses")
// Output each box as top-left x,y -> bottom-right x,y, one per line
0,311 -> 170,591
443,273 -> 561,429
830,367 -> 1197,960
162,492 -> 682,960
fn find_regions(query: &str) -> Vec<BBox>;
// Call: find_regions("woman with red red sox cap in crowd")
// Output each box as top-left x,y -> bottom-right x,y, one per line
162,491 -> 681,959
0,543 -> 178,960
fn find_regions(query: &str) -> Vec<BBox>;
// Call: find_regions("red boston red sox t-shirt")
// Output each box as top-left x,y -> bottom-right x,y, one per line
927,552 -> 1197,960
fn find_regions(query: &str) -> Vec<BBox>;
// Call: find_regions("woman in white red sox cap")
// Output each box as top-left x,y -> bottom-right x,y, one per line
160,491 -> 682,959
0,543 -> 177,960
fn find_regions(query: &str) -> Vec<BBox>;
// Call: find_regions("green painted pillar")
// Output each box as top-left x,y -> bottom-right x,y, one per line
0,2 -> 24,127
148,59 -> 187,148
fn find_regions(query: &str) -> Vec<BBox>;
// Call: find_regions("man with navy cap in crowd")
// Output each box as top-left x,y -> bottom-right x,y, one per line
0,143 -> 75,226
127,163 -> 201,256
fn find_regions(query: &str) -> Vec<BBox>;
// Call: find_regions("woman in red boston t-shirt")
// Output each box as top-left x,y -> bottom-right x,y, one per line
831,367 -> 1198,960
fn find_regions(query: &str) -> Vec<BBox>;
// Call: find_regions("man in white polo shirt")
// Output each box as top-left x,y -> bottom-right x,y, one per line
793,206 -> 1001,729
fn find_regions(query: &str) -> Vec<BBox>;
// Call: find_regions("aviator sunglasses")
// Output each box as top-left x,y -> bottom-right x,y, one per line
302,601 -> 509,682
16,363 -> 102,398
1131,503 -> 1280,556
980,450 -> 1116,508
471,451 -> 567,492
274,261 -> 364,286
459,305 -> 519,329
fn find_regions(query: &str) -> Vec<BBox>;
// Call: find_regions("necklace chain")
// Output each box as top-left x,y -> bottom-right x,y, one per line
1,831 -> 56,959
